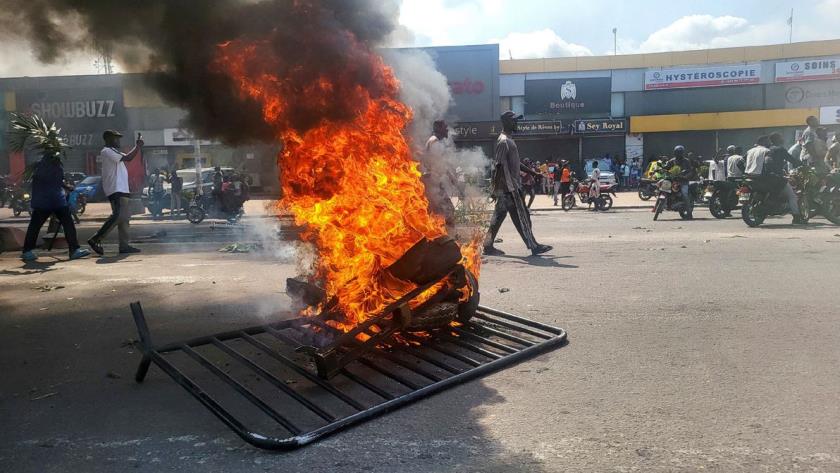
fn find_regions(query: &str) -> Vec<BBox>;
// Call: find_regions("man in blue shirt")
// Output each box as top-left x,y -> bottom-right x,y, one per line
21,156 -> 90,261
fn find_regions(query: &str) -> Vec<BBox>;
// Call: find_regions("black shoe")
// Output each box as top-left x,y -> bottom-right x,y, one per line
792,216 -> 808,225
87,238 -> 104,256
531,244 -> 553,256
119,246 -> 142,254
483,246 -> 506,256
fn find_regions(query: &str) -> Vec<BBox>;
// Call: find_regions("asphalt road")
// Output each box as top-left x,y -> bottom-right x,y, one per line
1,207 -> 839,472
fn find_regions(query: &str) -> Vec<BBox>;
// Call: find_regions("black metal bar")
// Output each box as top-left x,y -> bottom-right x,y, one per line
440,335 -> 503,360
413,339 -> 482,368
451,327 -> 519,353
471,312 -> 552,340
355,356 -> 422,390
239,333 -> 366,411
400,347 -> 464,375
180,346 -> 302,435
338,368 -> 396,401
207,339 -> 335,423
477,306 -> 563,335
460,324 -> 536,348
130,302 -> 154,383
155,317 -> 301,354
375,351 -> 443,382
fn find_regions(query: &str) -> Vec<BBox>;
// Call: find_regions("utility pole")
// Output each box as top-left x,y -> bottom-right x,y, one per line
787,9 -> 794,44
612,28 -> 618,55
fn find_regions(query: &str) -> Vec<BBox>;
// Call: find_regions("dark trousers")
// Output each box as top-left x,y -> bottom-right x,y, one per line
91,193 -> 130,249
23,207 -> 79,254
522,185 -> 536,208
485,190 -> 538,250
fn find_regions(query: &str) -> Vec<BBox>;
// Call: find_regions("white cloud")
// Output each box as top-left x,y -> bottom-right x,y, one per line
639,15 -> 751,52
496,29 -> 593,60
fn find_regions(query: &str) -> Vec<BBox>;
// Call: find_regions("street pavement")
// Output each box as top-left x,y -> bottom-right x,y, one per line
1,204 -> 839,472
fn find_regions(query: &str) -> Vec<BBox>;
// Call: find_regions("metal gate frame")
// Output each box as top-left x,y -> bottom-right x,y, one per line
131,302 -> 567,451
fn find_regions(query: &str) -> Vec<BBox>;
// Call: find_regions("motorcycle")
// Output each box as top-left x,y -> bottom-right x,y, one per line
187,193 -> 244,224
810,171 -> 840,224
638,179 -> 657,201
705,179 -> 741,219
652,178 -> 702,221
10,188 -> 31,217
563,179 -> 617,211
738,172 -> 811,227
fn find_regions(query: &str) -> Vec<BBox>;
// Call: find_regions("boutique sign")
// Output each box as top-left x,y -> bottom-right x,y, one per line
524,78 -> 612,116
645,64 -> 761,90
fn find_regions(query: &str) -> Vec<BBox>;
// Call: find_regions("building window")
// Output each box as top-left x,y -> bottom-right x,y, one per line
500,97 -> 511,113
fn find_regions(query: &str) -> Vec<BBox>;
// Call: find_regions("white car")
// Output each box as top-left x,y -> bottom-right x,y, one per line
142,167 -> 235,210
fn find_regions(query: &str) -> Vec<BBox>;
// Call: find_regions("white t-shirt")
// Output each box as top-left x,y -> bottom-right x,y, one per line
100,147 -> 130,196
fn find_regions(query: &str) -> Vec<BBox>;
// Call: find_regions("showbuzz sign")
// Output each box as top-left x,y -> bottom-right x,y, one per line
776,58 -> 840,83
645,64 -> 761,90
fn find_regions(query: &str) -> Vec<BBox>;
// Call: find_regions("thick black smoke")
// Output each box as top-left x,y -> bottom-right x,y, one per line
0,0 -> 399,144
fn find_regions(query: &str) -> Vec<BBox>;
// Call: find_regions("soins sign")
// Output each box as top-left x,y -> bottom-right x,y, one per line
776,58 -> 840,83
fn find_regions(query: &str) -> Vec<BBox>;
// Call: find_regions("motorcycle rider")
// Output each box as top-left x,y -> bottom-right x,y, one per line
726,146 -> 745,180
745,135 -> 771,176
765,133 -> 806,225
665,145 -> 697,219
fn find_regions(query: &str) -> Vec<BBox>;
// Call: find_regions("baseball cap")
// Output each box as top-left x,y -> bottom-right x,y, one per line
501,110 -> 523,120
102,130 -> 123,140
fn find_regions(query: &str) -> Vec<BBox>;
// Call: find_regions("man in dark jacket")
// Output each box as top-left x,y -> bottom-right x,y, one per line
21,157 -> 90,261
766,132 -> 806,224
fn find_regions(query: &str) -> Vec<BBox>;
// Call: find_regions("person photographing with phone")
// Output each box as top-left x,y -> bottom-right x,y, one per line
88,130 -> 144,256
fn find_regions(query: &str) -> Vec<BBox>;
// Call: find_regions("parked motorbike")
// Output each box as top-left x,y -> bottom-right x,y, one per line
638,179 -> 657,201
9,188 -> 31,217
563,180 -> 617,211
187,193 -> 244,224
705,179 -> 741,219
652,178 -> 702,221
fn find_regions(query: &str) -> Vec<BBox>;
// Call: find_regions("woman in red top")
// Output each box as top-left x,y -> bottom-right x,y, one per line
558,161 -> 572,208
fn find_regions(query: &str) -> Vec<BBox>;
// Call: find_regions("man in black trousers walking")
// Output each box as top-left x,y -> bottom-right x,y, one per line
483,111 -> 552,257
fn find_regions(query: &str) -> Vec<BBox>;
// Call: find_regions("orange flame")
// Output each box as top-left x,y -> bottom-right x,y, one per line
216,33 -> 479,330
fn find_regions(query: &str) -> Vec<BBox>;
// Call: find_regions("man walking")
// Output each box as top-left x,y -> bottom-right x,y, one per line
148,168 -> 165,218
88,130 -> 143,256
169,169 -> 183,218
483,111 -> 552,257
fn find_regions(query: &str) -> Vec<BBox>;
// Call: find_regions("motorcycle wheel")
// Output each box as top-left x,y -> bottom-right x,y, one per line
821,197 -> 840,225
77,201 -> 86,215
741,201 -> 765,227
187,206 -> 206,224
678,207 -> 693,220
653,197 -> 665,221
709,193 -> 727,219
638,188 -> 653,201
797,198 -> 812,224
600,194 -> 613,210
563,195 -> 575,211
13,206 -> 21,217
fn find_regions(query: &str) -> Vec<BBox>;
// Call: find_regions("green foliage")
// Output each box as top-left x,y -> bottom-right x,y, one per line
8,112 -> 71,160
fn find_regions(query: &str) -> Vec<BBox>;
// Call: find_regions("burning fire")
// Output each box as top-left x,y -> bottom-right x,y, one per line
216,30 -> 480,330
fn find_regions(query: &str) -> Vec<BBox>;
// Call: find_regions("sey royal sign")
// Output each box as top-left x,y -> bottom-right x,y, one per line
775,58 -> 840,83
645,64 -> 762,90
573,119 -> 626,134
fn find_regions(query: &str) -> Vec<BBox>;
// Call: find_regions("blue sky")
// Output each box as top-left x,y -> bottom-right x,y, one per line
397,0 -> 840,58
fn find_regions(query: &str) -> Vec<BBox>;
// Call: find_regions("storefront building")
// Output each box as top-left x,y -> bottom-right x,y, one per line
496,39 -> 840,167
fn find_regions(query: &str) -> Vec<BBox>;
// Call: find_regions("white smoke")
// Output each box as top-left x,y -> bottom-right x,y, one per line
382,48 -> 490,225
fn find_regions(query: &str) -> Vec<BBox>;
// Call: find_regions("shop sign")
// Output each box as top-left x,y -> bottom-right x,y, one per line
524,78 -> 612,116
163,128 -> 219,147
573,119 -> 626,134
820,106 -> 840,125
517,121 -> 567,135
16,87 -> 126,133
645,64 -> 761,90
776,58 -> 840,83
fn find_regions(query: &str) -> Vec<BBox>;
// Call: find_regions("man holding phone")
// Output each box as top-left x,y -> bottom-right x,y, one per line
88,130 -> 144,255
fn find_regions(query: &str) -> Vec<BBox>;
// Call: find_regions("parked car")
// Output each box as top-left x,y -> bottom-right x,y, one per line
74,176 -> 106,202
142,167 -> 235,213
64,172 -> 87,186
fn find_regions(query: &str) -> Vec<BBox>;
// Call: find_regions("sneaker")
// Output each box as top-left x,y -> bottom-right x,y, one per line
70,248 -> 91,260
119,246 -> 142,254
20,250 -> 37,262
483,246 -> 506,256
87,238 -> 104,256
531,244 -> 553,256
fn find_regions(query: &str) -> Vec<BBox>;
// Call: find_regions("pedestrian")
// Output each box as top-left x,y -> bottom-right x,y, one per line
799,116 -> 823,169
87,130 -> 144,256
588,161 -> 602,211
826,134 -> 840,171
212,165 -> 224,209
148,168 -> 165,218
169,169 -> 183,218
559,161 -> 572,209
20,153 -> 90,261
520,159 -> 537,209
550,161 -> 563,206
483,111 -> 552,257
